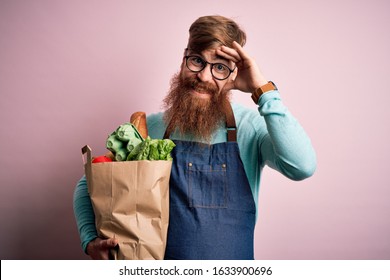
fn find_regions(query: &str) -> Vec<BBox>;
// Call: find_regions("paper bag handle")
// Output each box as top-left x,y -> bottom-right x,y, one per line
81,145 -> 92,165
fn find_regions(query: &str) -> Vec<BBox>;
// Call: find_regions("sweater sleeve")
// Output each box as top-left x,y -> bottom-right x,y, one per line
73,175 -> 98,253
257,90 -> 317,180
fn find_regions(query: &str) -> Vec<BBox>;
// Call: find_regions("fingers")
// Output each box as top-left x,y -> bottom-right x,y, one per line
100,237 -> 118,249
231,41 -> 251,60
86,237 -> 118,260
216,41 -> 250,64
217,46 -> 240,63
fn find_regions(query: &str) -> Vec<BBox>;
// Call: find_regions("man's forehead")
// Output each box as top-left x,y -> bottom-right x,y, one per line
188,48 -> 229,62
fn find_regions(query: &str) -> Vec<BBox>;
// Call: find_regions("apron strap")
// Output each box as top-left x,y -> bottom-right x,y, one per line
225,102 -> 237,142
163,122 -> 173,140
163,102 -> 237,142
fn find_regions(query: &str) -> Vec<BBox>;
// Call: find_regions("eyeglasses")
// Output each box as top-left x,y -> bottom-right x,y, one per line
184,55 -> 236,80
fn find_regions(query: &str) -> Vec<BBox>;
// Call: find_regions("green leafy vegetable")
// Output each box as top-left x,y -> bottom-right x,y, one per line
158,139 -> 176,160
106,122 -> 175,161
148,139 -> 160,160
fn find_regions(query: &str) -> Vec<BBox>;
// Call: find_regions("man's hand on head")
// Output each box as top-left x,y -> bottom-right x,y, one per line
217,41 -> 268,93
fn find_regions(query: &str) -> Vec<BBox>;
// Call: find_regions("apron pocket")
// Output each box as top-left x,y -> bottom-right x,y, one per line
187,162 -> 227,208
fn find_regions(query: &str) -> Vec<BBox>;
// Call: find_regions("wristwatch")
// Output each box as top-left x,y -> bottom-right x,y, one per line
251,81 -> 277,104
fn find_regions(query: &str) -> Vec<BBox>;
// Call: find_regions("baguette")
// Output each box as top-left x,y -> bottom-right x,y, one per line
130,111 -> 148,139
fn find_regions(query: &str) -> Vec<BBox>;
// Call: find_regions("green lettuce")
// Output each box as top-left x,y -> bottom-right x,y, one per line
157,139 -> 175,160
107,123 -> 175,161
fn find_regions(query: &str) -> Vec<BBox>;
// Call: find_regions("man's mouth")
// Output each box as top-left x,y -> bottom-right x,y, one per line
191,88 -> 212,99
186,78 -> 218,99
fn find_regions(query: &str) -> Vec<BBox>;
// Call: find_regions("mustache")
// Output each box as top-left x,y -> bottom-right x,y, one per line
183,76 -> 219,95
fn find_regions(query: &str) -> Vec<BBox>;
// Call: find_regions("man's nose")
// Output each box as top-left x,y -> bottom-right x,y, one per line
197,64 -> 213,82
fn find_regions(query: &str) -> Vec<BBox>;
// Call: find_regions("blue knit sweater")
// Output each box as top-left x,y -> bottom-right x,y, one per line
73,90 -> 317,252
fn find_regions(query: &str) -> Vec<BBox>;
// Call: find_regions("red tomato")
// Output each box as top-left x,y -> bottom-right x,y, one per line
92,156 -> 113,163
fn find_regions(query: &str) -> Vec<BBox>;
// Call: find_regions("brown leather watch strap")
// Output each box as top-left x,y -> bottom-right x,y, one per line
251,81 -> 277,104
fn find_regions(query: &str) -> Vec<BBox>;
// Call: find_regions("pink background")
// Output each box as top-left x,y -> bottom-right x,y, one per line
1,0 -> 389,260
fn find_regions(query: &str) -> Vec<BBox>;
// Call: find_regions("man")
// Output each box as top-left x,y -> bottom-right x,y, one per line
73,15 -> 316,260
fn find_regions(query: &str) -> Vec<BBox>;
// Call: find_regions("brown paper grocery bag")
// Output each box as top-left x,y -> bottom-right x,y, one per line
82,145 -> 171,260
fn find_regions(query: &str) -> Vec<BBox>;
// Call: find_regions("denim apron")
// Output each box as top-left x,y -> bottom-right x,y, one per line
163,104 -> 256,260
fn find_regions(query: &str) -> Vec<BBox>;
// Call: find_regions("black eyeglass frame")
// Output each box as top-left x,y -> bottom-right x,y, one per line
183,53 -> 236,81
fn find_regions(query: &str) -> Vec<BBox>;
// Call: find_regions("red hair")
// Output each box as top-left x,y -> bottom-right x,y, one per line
187,15 -> 246,53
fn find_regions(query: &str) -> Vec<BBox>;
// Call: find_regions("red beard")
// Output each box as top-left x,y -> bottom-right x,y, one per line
163,72 -> 231,142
